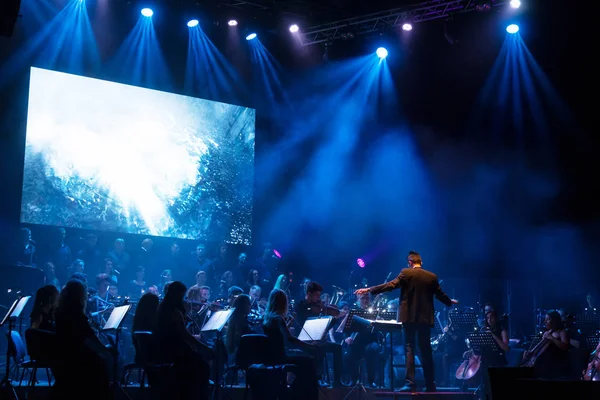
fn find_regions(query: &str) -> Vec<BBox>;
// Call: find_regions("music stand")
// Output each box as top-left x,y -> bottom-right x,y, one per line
102,304 -> 131,400
449,310 -> 479,333
467,332 -> 502,356
298,317 -> 333,342
577,311 -> 600,337
1,296 -> 31,400
201,309 -> 234,395
434,312 -> 444,335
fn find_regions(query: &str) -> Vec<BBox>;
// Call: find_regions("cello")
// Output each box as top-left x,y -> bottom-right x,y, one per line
520,333 -> 552,367
583,344 -> 600,381
455,350 -> 481,381
455,337 -> 482,381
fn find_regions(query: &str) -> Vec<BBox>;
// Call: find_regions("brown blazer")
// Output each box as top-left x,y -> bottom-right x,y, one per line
369,267 -> 452,326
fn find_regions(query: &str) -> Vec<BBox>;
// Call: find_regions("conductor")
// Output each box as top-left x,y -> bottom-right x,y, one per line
355,251 -> 457,392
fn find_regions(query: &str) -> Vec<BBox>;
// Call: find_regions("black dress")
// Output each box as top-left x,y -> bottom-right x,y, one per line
263,314 -> 319,398
154,306 -> 211,399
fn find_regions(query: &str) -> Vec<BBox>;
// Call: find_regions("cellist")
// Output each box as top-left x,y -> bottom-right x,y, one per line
523,310 -> 569,379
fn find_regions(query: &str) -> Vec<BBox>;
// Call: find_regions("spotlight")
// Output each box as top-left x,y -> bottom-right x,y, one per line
509,0 -> 521,8
357,258 -> 366,268
402,23 -> 413,31
228,20 -> 238,26
506,24 -> 519,34
273,249 -> 282,259
187,19 -> 199,28
245,33 -> 257,40
376,47 -> 388,59
289,24 -> 299,33
141,8 -> 153,17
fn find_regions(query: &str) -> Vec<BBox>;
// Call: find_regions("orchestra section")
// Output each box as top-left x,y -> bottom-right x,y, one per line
1,230 -> 599,399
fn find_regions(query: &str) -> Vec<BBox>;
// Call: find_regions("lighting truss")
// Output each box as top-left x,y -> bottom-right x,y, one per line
299,0 -> 509,46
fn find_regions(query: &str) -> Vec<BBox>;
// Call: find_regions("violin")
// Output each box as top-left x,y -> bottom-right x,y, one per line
306,300 -> 344,317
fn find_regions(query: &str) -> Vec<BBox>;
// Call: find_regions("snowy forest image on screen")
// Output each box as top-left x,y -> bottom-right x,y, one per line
21,67 -> 255,244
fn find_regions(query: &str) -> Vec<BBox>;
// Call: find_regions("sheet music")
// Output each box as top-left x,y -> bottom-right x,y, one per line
11,296 -> 31,319
371,319 -> 401,325
201,309 -> 234,332
299,317 -> 332,342
1,296 -> 31,326
103,305 -> 131,330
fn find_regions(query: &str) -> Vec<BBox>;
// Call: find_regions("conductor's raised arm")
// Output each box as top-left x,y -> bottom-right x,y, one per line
354,271 -> 406,296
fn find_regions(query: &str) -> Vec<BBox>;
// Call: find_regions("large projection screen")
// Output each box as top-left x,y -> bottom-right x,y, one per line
21,67 -> 255,244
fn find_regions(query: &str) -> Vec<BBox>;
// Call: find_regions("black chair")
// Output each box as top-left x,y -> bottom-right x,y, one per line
24,328 -> 57,387
132,331 -> 175,396
236,334 -> 294,400
6,330 -> 32,385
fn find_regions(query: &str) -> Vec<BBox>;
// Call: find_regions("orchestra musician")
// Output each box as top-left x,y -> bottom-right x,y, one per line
479,310 -> 509,398
344,293 -> 383,387
523,310 -> 569,379
30,284 -> 59,331
295,281 -> 346,387
355,251 -> 457,392
154,281 -> 214,398
263,288 -> 319,398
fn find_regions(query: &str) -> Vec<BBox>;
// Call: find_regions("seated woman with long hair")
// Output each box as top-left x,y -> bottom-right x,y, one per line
54,279 -> 111,397
154,281 -> 214,398
262,288 -> 319,399
226,294 -> 253,361
30,285 -> 59,331
524,310 -> 569,379
132,292 -> 159,363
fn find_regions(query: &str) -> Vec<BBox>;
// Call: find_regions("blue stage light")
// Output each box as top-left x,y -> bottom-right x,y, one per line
246,33 -> 257,41
376,47 -> 388,59
506,24 -> 519,34
141,8 -> 153,17
187,19 -> 199,28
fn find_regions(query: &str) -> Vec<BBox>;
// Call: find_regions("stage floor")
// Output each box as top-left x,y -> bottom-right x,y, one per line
12,384 -> 477,400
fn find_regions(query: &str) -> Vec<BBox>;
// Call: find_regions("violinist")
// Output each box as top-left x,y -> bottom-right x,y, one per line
295,281 -> 346,388
523,310 -> 569,379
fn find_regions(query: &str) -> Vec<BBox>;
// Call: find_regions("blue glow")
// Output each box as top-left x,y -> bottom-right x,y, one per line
141,8 -> 153,17
376,47 -> 388,59
506,24 -> 519,34
246,33 -> 257,41
187,19 -> 199,28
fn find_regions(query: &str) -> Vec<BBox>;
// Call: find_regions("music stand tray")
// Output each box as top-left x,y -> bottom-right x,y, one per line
298,316 -> 332,342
